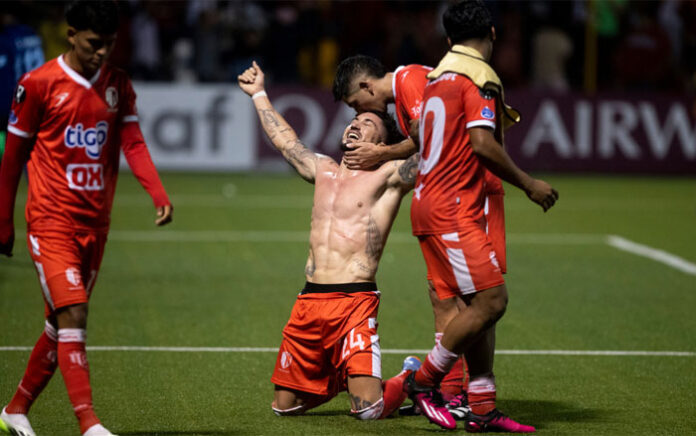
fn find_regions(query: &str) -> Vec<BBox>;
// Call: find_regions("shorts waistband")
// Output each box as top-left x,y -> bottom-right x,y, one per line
301,281 -> 378,294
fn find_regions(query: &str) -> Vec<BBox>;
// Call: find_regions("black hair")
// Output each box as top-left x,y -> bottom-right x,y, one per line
443,0 -> 493,44
65,0 -> 119,35
367,110 -> 404,145
332,55 -> 387,102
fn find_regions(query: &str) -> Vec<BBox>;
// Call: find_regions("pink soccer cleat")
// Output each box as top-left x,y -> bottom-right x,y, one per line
405,372 -> 456,430
465,409 -> 536,433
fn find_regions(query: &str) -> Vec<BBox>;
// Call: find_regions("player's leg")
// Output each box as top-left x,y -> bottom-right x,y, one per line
271,386 -> 331,415
346,376 -> 384,420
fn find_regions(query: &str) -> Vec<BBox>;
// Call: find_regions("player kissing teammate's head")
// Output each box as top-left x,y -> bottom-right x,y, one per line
332,55 -> 389,113
443,1 -> 495,58
65,0 -> 119,77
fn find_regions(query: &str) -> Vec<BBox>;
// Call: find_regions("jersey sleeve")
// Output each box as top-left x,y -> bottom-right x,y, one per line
120,75 -> 139,124
7,74 -> 44,138
461,81 -> 497,131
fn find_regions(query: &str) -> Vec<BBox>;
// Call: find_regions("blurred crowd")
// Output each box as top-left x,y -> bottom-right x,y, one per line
5,0 -> 696,93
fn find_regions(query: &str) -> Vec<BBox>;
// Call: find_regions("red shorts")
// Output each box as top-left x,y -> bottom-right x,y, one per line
271,283 -> 381,397
419,220 -> 504,300
26,231 -> 107,317
485,194 -> 506,274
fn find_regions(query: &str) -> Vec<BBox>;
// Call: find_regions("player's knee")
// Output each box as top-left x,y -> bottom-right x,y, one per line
56,303 -> 89,329
484,286 -> 508,321
351,397 -> 384,420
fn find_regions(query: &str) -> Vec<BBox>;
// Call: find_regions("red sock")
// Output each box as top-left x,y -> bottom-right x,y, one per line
380,370 -> 410,418
6,322 -> 58,414
440,357 -> 465,398
414,342 -> 458,387
57,329 -> 100,434
469,376 -> 496,415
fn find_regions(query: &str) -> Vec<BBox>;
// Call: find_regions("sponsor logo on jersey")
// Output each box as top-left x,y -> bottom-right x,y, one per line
8,110 -> 17,125
14,84 -> 26,103
66,163 -> 104,191
64,121 -> 109,159
280,351 -> 293,369
105,86 -> 118,108
481,107 -> 495,120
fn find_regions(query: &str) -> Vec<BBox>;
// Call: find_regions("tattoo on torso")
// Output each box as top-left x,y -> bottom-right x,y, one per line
365,215 -> 382,259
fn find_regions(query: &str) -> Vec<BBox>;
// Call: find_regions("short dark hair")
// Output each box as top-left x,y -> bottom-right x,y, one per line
65,0 -> 119,35
367,110 -> 404,145
443,0 -> 493,44
332,55 -> 387,102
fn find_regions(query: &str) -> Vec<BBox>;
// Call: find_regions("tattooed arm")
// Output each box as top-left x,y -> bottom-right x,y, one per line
238,61 -> 318,182
387,152 -> 419,192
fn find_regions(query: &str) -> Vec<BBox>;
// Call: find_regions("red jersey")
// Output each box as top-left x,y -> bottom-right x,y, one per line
8,56 -> 145,233
411,73 -> 498,235
392,64 -> 432,137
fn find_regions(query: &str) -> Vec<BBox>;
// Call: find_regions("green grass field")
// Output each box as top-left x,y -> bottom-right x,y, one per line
1,172 -> 695,435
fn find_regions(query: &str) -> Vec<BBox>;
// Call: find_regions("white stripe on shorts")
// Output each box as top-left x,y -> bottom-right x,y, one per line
371,334 -> 381,379
34,262 -> 54,310
445,248 -> 476,295
442,232 -> 459,242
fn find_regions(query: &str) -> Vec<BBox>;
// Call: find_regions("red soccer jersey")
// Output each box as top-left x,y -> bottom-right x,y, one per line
411,73 -> 498,235
392,64 -> 432,137
8,55 -> 140,232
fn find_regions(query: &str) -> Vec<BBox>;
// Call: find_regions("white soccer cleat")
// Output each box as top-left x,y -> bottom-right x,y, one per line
82,423 -> 118,436
0,407 -> 37,436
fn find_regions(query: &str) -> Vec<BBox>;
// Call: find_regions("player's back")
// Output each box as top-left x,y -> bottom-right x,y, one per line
411,73 -> 498,235
9,56 -> 137,232
393,64 -> 432,137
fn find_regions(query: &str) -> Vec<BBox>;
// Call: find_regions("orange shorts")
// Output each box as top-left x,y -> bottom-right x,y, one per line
419,220 -> 504,300
271,282 -> 381,397
26,231 -> 107,317
485,194 -> 506,274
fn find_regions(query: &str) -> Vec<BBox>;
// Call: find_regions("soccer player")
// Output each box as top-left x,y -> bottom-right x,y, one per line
0,2 -> 172,436
401,1 -> 558,432
238,61 -> 418,420
333,55 -> 503,414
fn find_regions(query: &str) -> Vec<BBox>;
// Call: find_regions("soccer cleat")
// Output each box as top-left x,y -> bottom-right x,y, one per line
402,355 -> 422,372
83,423 -> 118,436
0,407 -> 36,436
381,356 -> 422,418
446,391 -> 472,420
465,409 -> 536,433
398,402 -> 421,416
404,372 -> 456,430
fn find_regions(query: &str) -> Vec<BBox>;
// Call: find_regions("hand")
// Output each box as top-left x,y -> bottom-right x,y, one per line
155,204 -> 173,226
0,219 -> 15,257
344,142 -> 385,170
237,61 -> 265,97
525,179 -> 559,212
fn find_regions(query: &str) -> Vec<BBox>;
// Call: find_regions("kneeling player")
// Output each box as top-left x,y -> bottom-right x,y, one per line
238,62 -> 417,419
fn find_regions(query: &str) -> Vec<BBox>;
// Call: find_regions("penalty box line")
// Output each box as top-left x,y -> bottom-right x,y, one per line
0,346 -> 694,357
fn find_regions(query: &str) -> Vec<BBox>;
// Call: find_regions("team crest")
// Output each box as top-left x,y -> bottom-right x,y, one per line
65,267 -> 81,287
105,86 -> 118,108
280,351 -> 293,369
14,85 -> 26,103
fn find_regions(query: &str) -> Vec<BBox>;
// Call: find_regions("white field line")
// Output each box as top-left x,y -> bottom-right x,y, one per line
106,231 -> 605,245
606,235 -> 696,276
0,346 -> 693,357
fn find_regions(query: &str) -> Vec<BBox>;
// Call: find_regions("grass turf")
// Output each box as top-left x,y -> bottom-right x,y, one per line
1,172 -> 695,435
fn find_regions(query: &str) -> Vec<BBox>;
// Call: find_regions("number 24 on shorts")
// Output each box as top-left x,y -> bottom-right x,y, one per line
341,328 -> 366,359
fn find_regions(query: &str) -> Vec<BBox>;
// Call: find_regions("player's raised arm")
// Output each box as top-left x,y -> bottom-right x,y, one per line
238,61 -> 318,183
387,152 -> 419,192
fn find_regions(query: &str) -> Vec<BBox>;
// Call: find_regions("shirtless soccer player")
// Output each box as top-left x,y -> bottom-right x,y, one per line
0,2 -> 172,435
238,61 -> 418,420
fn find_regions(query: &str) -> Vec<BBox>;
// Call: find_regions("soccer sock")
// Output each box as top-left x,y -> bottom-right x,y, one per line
6,321 -> 59,414
435,333 -> 466,398
380,370 -> 410,418
57,329 -> 100,434
414,341 -> 459,387
468,375 -> 496,415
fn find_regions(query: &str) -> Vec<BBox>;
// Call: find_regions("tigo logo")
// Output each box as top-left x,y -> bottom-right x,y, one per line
64,121 -> 109,159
